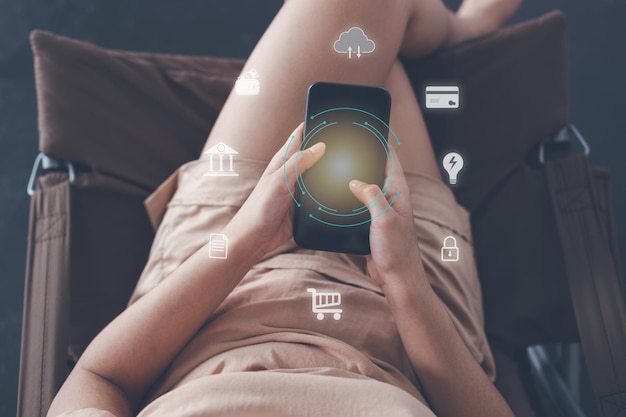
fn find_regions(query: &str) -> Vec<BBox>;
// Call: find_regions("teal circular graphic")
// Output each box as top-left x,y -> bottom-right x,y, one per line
284,107 -> 401,227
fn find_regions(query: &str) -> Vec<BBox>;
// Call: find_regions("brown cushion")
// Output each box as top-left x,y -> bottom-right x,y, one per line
30,30 -> 246,364
406,11 -> 573,347
405,11 -> 570,212
31,29 -> 244,189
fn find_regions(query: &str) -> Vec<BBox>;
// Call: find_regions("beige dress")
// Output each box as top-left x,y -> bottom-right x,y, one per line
59,157 -> 494,417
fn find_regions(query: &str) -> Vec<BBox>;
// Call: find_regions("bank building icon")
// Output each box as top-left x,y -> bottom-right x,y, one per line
204,142 -> 239,177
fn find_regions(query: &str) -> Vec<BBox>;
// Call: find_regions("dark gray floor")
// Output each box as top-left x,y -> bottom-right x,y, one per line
1,1 -> 624,416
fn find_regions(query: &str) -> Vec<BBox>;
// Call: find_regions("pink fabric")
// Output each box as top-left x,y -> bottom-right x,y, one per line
126,157 -> 494,415
138,371 -> 435,417
55,158 -> 493,415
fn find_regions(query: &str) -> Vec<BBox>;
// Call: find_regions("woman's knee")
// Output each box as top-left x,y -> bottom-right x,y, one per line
282,0 -> 413,15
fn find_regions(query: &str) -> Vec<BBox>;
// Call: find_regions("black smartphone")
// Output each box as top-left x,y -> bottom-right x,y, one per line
293,82 -> 392,255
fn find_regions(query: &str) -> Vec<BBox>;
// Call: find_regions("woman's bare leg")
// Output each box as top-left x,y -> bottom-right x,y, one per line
203,0 -> 520,168
448,0 -> 523,43
202,0 -> 453,161
383,60 -> 442,180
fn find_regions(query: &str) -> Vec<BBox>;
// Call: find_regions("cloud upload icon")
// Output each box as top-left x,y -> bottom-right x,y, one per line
334,27 -> 376,59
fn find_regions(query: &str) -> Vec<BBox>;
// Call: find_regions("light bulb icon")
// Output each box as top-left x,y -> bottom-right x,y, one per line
442,152 -> 464,185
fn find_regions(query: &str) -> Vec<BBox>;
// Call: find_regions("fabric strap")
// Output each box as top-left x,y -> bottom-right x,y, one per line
546,153 -> 626,417
17,175 -> 71,417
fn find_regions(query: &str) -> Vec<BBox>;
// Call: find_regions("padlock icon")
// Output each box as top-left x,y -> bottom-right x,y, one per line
441,236 -> 459,262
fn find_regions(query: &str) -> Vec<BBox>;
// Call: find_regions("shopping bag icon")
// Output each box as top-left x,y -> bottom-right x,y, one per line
235,69 -> 260,96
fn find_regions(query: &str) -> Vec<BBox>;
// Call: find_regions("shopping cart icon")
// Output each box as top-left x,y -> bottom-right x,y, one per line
307,288 -> 343,320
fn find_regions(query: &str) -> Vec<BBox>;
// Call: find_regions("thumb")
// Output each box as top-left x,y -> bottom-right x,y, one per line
283,142 -> 326,185
349,180 -> 390,219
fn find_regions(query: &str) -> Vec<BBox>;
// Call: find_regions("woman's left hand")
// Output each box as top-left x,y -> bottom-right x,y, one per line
224,123 -> 325,259
349,151 -> 426,301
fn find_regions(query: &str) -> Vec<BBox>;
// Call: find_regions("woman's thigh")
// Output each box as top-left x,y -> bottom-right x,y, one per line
384,59 -> 442,181
201,0 -> 446,163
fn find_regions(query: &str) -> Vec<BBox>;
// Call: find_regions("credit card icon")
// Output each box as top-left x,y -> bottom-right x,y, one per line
425,86 -> 460,109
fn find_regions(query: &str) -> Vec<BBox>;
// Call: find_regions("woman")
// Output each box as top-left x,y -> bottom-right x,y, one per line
48,0 -> 521,415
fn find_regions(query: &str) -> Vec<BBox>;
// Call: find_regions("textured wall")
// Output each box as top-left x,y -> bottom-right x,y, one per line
1,1 -> 625,416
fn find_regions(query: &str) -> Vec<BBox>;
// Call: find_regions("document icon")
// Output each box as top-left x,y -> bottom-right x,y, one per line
208,233 -> 228,259
425,86 -> 460,109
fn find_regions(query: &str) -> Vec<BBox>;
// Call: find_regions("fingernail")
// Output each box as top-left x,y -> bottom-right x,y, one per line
310,142 -> 325,154
350,179 -> 365,189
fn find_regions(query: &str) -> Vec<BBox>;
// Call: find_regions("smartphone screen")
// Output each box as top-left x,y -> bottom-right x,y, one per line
293,82 -> 391,254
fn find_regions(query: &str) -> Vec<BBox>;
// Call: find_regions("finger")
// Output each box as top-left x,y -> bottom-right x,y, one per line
282,141 -> 326,186
379,146 -> 414,218
265,123 -> 305,174
349,180 -> 391,219
383,145 -> 409,196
